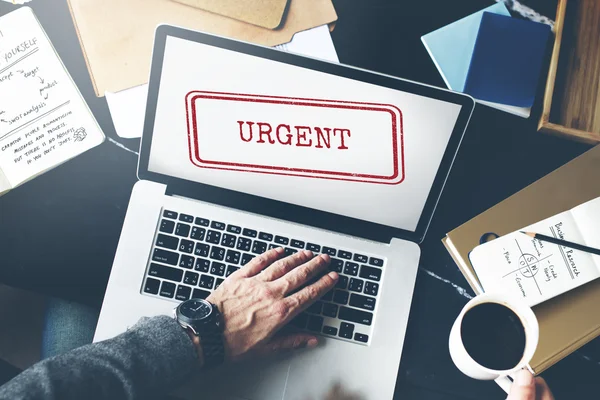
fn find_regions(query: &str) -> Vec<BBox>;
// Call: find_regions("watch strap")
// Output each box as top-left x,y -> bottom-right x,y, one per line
196,306 -> 224,368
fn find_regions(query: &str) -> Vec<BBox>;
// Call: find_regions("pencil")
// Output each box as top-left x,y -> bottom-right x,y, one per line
520,231 -> 600,256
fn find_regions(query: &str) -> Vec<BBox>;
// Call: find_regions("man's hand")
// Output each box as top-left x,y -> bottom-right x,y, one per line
506,370 -> 555,400
206,247 -> 338,362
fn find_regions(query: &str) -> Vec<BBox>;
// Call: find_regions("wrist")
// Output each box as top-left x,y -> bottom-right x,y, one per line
186,328 -> 205,368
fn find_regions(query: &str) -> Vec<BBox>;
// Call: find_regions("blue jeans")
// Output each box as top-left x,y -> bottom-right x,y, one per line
41,298 -> 100,359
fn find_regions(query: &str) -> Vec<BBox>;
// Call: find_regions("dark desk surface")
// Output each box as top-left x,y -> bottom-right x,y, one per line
0,0 -> 598,398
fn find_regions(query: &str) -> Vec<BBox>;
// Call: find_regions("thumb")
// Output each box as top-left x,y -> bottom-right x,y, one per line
507,369 -> 536,400
257,333 -> 319,355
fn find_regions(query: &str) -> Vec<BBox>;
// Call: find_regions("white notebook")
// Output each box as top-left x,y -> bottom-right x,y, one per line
0,7 -> 104,195
470,197 -> 600,306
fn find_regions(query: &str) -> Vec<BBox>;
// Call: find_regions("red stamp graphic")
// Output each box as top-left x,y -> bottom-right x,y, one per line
185,91 -> 404,185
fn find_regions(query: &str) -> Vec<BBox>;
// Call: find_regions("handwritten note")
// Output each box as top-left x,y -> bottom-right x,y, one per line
0,7 -> 103,194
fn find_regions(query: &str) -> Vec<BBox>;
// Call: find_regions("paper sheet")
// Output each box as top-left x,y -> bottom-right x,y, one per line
105,24 -> 339,139
0,7 -> 104,191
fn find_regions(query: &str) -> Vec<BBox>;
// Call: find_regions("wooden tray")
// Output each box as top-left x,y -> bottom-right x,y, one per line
538,0 -> 600,144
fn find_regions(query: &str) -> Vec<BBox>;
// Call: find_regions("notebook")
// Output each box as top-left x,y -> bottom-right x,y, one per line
0,7 -> 104,195
464,12 -> 551,108
470,197 -> 600,307
421,4 -> 532,118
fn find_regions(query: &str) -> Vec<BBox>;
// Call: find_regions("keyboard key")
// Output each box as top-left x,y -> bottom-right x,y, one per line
259,232 -> 273,241
354,333 -> 369,343
194,243 -> 210,257
338,306 -> 373,326
225,250 -> 241,264
369,257 -> 384,267
322,303 -> 338,318
322,247 -> 336,256
323,326 -> 338,336
274,235 -> 289,245
149,263 -> 183,282
159,219 -> 175,234
190,227 -> 206,241
349,294 -> 376,311
195,217 -> 209,227
290,313 -> 308,329
175,223 -> 191,237
215,278 -> 224,289
159,281 -> 176,298
221,233 -> 237,248
163,210 -> 177,219
192,288 -> 211,299
211,221 -> 226,230
268,244 -> 279,250
344,262 -> 359,276
338,250 -> 352,259
226,265 -> 239,277
359,265 -> 382,282
241,253 -> 255,265
199,274 -> 215,289
339,322 -> 354,339
206,230 -> 221,244
227,225 -> 242,234
333,290 -> 349,305
306,243 -> 321,252
307,301 -> 323,314
155,234 -> 178,250
348,278 -> 364,292
194,258 -> 210,273
329,258 -> 343,273
179,255 -> 195,269
143,277 -> 160,294
243,228 -> 257,238
322,290 -> 334,302
179,239 -> 194,254
354,254 -> 368,263
290,239 -> 305,249
179,213 -> 194,223
152,249 -> 179,265
175,285 -> 191,301
210,246 -> 225,261
335,275 -> 349,289
307,315 -> 324,332
252,240 -> 267,254
364,281 -> 379,296
183,271 -> 199,286
236,237 -> 252,252
210,261 -> 226,276
285,248 -> 298,256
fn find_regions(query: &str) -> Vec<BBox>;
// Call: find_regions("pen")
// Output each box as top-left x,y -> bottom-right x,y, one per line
520,231 -> 600,256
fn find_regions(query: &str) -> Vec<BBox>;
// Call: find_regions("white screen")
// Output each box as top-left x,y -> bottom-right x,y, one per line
148,36 -> 463,232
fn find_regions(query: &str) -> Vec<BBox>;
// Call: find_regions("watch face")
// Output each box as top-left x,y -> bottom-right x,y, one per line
179,299 -> 212,321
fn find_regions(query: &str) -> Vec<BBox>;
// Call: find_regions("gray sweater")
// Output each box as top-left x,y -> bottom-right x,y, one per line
0,316 -> 199,400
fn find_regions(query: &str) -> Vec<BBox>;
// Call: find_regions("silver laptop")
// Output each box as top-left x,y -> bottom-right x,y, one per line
94,25 -> 474,400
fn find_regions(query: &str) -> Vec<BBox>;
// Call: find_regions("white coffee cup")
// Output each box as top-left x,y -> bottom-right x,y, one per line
449,293 -> 539,393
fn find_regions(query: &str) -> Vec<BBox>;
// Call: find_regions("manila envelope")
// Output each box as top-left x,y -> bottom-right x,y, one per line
66,0 -> 338,96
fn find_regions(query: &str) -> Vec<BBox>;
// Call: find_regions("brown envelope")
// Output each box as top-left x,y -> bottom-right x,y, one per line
66,0 -> 338,96
170,0 -> 290,29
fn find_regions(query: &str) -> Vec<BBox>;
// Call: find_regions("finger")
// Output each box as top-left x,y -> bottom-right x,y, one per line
237,247 -> 285,278
275,253 -> 331,294
255,333 -> 319,356
284,271 -> 338,315
260,249 -> 315,281
506,369 -> 535,400
535,377 -> 555,400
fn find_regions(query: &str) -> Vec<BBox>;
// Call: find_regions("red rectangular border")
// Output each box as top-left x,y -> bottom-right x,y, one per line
185,91 -> 405,185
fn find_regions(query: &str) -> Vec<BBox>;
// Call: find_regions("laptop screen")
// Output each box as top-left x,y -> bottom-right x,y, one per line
143,29 -> 472,240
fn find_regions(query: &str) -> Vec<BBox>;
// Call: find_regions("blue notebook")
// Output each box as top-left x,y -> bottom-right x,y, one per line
463,12 -> 551,107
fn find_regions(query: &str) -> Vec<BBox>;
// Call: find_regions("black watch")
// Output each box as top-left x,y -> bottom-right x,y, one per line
174,298 -> 225,368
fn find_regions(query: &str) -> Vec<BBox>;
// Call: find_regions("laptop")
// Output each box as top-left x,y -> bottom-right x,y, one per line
94,25 -> 474,400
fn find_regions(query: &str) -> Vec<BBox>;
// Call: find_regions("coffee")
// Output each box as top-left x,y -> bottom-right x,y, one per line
460,302 -> 527,370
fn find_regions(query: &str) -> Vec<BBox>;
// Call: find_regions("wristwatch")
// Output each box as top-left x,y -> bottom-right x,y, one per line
174,298 -> 225,368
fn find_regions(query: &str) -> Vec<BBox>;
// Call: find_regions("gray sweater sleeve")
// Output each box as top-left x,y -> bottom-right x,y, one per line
0,315 -> 200,400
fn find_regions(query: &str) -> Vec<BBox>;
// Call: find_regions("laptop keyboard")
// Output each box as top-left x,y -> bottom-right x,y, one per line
141,209 -> 386,345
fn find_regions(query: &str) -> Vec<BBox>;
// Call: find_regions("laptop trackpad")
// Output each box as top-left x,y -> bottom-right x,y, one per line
174,354 -> 292,400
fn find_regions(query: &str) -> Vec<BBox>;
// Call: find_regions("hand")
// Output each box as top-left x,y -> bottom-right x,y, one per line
206,247 -> 338,362
506,370 -> 555,400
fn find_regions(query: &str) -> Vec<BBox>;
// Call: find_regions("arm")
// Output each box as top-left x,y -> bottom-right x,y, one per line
0,248 -> 337,400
